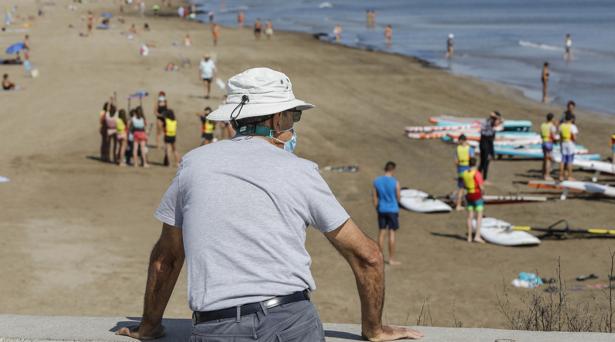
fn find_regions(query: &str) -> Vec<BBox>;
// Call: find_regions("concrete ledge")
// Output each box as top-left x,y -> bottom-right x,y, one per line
0,315 -> 612,341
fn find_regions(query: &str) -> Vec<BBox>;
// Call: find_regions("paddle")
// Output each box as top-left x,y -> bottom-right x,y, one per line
512,219 -> 615,238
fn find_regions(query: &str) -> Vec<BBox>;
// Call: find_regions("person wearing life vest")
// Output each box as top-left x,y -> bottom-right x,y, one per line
540,113 -> 557,180
196,106 -> 215,145
454,134 -> 475,210
462,157 -> 486,244
163,109 -> 180,168
558,112 -> 578,181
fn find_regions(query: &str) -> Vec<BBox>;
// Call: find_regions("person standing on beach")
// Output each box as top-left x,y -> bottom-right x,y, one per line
87,11 -> 94,35
129,106 -> 149,168
541,62 -> 550,103
610,133 -> 615,165
254,19 -> 262,40
334,24 -> 342,42
116,67 -> 423,341
116,109 -> 128,166
105,106 -> 118,163
561,100 -> 576,123
479,112 -> 501,182
196,106 -> 215,145
541,113 -> 557,180
154,91 -> 168,148
372,161 -> 402,265
384,25 -> 393,48
462,157 -> 486,244
558,113 -> 578,181
564,33 -> 572,61
237,10 -> 244,28
454,134 -> 474,210
446,33 -> 454,59
163,110 -> 180,167
211,23 -> 220,46
199,55 -> 216,99
265,20 -> 274,40
98,102 -> 109,162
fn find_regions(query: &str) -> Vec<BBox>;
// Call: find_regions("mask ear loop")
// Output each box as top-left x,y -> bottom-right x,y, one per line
230,95 -> 249,129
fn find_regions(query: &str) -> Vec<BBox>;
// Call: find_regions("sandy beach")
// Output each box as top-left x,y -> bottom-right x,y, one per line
1,0 -> 614,330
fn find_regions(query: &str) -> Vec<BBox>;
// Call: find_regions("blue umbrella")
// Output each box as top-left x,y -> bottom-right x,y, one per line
101,12 -> 113,19
5,42 -> 25,55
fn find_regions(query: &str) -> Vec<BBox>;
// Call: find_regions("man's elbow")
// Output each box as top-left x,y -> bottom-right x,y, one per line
360,240 -> 384,269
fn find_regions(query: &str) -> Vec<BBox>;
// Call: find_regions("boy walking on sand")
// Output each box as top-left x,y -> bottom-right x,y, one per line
540,113 -> 557,180
558,113 -> 578,181
454,134 -> 474,210
372,161 -> 402,265
461,158 -> 486,244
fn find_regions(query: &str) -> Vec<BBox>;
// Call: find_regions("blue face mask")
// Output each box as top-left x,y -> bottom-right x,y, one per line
270,128 -> 297,153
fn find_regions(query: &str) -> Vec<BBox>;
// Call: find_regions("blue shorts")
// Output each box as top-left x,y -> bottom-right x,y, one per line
466,198 -> 484,211
612,145 -> 615,153
542,142 -> 553,153
378,212 -> 399,230
562,154 -> 575,164
457,166 -> 470,188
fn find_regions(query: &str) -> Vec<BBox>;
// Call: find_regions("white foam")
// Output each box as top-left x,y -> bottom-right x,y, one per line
518,40 -> 562,51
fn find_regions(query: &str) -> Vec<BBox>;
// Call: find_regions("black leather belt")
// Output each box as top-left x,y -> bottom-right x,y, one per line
192,290 -> 310,325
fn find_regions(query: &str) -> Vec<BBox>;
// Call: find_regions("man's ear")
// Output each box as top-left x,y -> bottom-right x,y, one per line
271,112 -> 281,131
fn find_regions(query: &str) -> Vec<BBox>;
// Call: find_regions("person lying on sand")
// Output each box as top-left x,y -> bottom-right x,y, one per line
2,73 -> 16,90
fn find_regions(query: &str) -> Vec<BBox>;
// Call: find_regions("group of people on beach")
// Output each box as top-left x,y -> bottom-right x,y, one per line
98,92 -> 179,168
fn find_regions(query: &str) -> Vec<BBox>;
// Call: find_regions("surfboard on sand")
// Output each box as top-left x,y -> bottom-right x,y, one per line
0,176 -> 9,183
560,181 -> 615,199
399,189 -> 452,213
473,217 -> 541,246
483,195 -> 547,204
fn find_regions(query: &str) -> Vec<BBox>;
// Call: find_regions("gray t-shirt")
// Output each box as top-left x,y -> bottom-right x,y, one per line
155,136 -> 349,311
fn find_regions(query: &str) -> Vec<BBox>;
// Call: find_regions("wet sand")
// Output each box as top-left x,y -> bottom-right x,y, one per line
1,0 -> 613,329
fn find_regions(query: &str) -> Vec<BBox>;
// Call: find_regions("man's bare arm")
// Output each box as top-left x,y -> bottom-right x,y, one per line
325,219 -> 423,341
117,223 -> 185,339
372,186 -> 379,208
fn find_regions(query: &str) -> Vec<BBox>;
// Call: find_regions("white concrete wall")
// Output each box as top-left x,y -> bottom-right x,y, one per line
0,315 -> 612,341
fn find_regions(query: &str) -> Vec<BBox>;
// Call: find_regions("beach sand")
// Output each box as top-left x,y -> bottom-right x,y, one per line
1,0 -> 613,329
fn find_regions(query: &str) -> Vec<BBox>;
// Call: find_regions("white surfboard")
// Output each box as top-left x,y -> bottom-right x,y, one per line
400,189 -> 452,213
473,218 -> 541,246
559,181 -> 615,198
0,176 -> 9,183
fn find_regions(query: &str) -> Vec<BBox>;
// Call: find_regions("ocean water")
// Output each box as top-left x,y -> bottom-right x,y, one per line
192,0 -> 615,115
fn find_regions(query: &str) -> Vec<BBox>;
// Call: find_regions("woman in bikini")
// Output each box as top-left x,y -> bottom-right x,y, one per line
116,109 -> 128,166
129,106 -> 150,168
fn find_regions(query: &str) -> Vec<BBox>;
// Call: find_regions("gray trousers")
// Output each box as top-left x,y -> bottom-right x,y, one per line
190,300 -> 325,341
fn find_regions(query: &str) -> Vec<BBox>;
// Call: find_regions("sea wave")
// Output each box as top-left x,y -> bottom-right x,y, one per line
518,40 -> 562,51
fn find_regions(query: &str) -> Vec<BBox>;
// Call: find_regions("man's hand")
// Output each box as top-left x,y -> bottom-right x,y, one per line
363,325 -> 424,341
116,323 -> 165,340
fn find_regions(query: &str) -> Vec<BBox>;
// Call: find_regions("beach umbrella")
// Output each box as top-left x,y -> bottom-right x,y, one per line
101,12 -> 113,19
5,42 -> 25,55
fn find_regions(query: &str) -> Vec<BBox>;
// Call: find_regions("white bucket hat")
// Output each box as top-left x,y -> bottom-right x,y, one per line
207,67 -> 314,122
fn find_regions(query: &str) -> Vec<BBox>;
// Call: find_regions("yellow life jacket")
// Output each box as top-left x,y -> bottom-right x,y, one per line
116,118 -> 126,134
540,122 -> 553,142
456,145 -> 471,167
462,169 -> 478,194
560,123 -> 573,142
165,118 -> 177,137
203,120 -> 215,134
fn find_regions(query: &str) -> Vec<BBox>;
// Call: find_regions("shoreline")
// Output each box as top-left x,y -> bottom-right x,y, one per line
1,0 -> 614,331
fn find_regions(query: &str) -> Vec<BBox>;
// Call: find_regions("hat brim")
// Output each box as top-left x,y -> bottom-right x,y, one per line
208,99 -> 314,122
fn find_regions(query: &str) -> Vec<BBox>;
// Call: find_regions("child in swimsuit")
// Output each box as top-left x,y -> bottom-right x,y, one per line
462,157 -> 486,244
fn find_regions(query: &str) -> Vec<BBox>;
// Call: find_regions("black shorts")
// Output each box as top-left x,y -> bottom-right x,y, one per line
201,133 -> 214,141
164,136 -> 176,144
202,77 -> 212,82
378,212 -> 399,230
254,28 -> 261,34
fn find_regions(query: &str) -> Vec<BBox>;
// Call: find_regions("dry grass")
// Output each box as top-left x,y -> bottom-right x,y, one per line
497,253 -> 615,333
